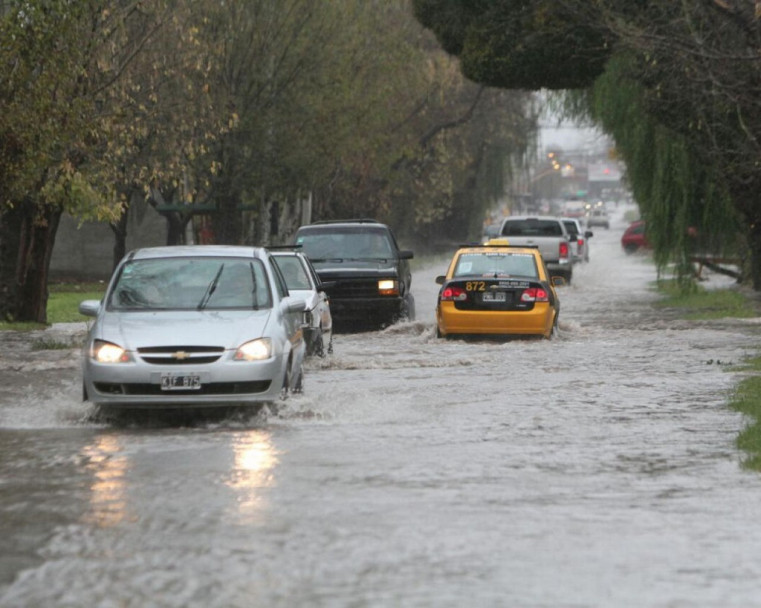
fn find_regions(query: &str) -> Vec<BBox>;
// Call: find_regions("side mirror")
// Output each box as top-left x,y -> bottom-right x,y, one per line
398,250 -> 414,260
435,275 -> 446,285
551,276 -> 566,287
79,300 -> 101,317
282,297 -> 307,314
585,230 -> 594,238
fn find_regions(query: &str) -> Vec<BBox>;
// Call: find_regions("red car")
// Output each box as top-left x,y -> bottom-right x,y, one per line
621,220 -> 649,253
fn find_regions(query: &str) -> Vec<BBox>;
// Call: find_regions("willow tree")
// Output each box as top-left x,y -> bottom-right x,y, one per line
413,0 -> 761,287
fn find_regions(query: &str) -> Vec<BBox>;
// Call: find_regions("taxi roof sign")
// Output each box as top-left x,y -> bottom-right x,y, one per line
486,238 -> 510,246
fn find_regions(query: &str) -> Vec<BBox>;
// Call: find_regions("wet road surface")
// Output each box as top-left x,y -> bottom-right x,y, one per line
2,208 -> 761,607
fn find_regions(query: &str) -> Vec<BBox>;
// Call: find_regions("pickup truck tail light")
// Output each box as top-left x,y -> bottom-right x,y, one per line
440,286 -> 468,301
520,287 -> 549,302
559,241 -> 570,260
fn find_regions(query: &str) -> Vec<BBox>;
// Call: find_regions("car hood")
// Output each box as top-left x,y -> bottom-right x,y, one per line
311,260 -> 399,278
93,309 -> 273,350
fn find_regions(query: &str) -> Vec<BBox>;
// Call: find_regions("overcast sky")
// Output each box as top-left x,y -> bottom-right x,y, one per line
540,123 -> 607,153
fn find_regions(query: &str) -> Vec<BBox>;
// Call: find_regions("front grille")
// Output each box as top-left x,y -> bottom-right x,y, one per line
94,381 -> 271,396
328,279 -> 379,299
137,345 -> 225,365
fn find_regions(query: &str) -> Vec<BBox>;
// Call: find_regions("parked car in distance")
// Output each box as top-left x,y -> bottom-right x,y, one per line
587,205 -> 610,229
561,218 -> 592,263
78,245 -> 307,410
499,215 -> 574,283
435,239 -> 563,339
621,219 -> 649,253
561,200 -> 587,218
294,219 -> 414,330
271,249 -> 333,357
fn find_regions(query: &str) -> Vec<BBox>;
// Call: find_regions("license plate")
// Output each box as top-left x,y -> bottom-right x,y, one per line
482,291 -> 506,302
161,373 -> 201,391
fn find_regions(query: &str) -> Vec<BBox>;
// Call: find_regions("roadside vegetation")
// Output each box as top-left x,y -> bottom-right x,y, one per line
0,282 -> 105,330
654,281 -> 758,320
729,357 -> 761,471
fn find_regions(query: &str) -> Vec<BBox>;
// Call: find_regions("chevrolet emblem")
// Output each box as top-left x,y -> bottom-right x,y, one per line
172,351 -> 190,360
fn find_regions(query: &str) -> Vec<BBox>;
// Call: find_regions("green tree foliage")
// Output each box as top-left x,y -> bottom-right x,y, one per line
0,0 -> 535,322
413,0 -> 613,88
192,0 -> 535,246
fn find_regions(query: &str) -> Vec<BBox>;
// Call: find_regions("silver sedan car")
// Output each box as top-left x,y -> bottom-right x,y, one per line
271,250 -> 333,357
79,246 -> 307,410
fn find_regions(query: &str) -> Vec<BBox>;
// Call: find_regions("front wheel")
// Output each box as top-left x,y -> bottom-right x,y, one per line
400,293 -> 416,322
306,327 -> 324,357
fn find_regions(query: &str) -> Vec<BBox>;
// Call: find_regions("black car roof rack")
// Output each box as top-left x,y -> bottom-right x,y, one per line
265,244 -> 302,250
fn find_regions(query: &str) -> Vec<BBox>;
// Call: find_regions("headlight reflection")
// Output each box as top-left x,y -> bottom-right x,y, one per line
81,434 -> 130,528
225,431 -> 278,523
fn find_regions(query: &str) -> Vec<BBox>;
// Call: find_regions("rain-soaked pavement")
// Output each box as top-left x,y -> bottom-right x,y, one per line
2,207 -> 761,607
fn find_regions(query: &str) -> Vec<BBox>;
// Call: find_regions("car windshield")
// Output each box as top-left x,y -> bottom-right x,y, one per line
502,219 -> 562,237
453,252 -> 538,279
273,255 -> 312,290
108,257 -> 272,311
296,227 -> 393,260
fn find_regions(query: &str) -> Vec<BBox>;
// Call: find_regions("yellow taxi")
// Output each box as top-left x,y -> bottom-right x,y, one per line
435,239 -> 563,339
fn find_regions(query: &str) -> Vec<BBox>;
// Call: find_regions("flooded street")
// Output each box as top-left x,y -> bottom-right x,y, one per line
2,209 -> 761,607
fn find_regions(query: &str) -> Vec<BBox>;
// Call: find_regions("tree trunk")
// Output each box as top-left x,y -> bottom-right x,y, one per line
213,193 -> 242,244
0,202 -> 62,323
748,220 -> 761,291
163,211 -> 191,245
110,203 -> 129,272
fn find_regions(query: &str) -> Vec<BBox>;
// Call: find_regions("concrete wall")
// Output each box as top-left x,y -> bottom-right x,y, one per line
50,197 -> 166,281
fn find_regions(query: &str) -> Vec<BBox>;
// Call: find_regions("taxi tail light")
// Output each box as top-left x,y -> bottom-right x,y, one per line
559,241 -> 570,260
440,286 -> 468,301
521,287 -> 549,302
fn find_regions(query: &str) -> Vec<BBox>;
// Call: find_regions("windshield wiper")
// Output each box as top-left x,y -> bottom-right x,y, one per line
344,257 -> 390,262
197,264 -> 225,310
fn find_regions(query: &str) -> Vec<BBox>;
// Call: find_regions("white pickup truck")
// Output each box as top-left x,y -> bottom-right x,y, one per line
498,216 -> 575,283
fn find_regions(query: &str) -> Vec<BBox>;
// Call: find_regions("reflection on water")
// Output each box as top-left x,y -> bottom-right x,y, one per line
81,434 -> 130,528
225,430 -> 279,524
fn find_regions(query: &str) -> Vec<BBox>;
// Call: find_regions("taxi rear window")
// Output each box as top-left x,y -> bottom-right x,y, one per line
453,252 -> 538,279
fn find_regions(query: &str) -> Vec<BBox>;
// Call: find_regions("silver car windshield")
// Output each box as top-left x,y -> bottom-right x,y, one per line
273,255 -> 312,290
108,257 -> 272,311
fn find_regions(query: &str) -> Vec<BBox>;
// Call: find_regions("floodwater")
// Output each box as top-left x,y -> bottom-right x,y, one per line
2,208 -> 761,607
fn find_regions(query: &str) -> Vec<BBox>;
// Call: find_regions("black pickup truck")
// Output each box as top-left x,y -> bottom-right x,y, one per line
293,220 -> 414,330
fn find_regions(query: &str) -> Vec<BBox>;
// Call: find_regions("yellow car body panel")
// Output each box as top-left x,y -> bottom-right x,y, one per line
437,301 -> 556,338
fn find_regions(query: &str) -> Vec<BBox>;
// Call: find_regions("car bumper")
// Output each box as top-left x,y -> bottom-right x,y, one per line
546,260 -> 572,276
83,351 -> 287,408
329,297 -> 404,323
437,303 -> 555,337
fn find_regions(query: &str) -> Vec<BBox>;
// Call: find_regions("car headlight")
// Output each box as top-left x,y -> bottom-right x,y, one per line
378,279 -> 399,296
234,338 -> 273,361
91,340 -> 132,363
